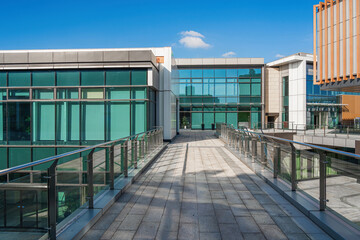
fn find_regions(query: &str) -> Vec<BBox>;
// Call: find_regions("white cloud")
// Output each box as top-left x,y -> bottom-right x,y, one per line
180,30 -> 205,38
179,30 -> 210,49
275,54 -> 285,58
222,51 -> 236,57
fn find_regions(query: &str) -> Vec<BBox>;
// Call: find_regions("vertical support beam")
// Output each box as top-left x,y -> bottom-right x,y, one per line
331,0 -> 335,82
47,159 -> 59,240
290,144 -> 297,191
314,4 -> 319,85
343,0 -> 348,80
350,0 -> 355,79
325,0 -> 329,83
357,0 -> 360,78
109,145 -> 115,190
87,149 -> 95,209
320,2 -> 324,83
124,142 -> 128,178
319,151 -> 327,211
273,145 -> 281,178
337,0 -> 341,81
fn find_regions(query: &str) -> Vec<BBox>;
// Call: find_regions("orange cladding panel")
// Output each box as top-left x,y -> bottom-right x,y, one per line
342,95 -> 360,120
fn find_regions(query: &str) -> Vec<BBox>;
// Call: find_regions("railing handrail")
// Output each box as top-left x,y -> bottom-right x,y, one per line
222,123 -> 360,159
0,127 -> 163,177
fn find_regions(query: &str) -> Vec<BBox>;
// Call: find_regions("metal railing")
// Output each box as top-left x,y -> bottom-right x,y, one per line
0,127 -> 164,239
218,123 -> 360,229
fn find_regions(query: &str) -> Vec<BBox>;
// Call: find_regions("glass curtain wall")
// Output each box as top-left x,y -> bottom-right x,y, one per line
177,68 -> 262,130
0,69 -> 155,169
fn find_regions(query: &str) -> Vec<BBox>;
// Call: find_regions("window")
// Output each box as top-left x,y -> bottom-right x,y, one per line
57,71 -> 80,86
251,83 -> 261,96
81,71 -> 104,86
214,84 -> 226,96
8,103 -> 31,143
8,89 -> 30,99
203,69 -> 214,78
215,69 -> 226,78
32,102 -> 55,143
32,71 -> 55,86
81,102 -> 105,141
131,70 -> 147,85
8,72 -> 31,86
107,102 -> 130,140
226,69 -> 237,78
33,89 -> 54,99
131,102 -> 146,134
239,84 -> 250,96
106,88 -> 130,99
57,89 -> 79,99
0,72 -> 7,87
56,102 -> 80,144
179,70 -> 191,78
106,70 -> 130,85
191,69 -> 202,78
81,88 -> 104,99
131,87 -> 147,99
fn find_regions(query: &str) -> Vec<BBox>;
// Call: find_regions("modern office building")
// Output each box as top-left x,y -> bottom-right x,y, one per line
314,0 -> 360,92
175,58 -> 265,130
0,48 -> 177,169
266,53 -> 360,129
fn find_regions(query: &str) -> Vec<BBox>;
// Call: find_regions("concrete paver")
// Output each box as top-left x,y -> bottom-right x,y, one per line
81,131 -> 332,240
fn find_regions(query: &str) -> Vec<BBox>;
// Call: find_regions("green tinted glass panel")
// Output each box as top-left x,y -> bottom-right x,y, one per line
32,72 -> 55,86
252,78 -> 261,83
8,102 -> 30,144
131,70 -> 147,85
9,148 -> 31,167
215,69 -> 226,78
131,102 -> 146,135
57,71 -> 80,86
57,89 -> 79,99
215,84 -> 226,96
0,72 -> 6,87
238,69 -> 250,77
251,83 -> 261,96
56,102 -> 80,144
191,113 -> 202,130
0,103 -> 3,142
33,102 -> 55,142
215,112 -> 226,124
8,89 -> 29,99
32,148 -> 56,170
106,70 -> 130,85
8,72 -> 30,86
33,89 -> 54,99
227,113 -> 237,127
0,90 -> 6,101
0,148 -> 7,169
131,87 -> 146,99
239,84 -> 250,96
226,69 -> 237,78
107,102 -> 130,140
81,71 -> 104,86
192,69 -> 202,78
204,113 -> 214,129
203,69 -> 214,78
82,102 -> 105,141
179,70 -> 191,78
227,83 -> 238,97
251,112 -> 261,128
106,88 -> 130,99
238,112 -> 250,122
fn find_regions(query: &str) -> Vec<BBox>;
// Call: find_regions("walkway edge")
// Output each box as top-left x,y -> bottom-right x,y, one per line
54,143 -> 169,240
223,143 -> 360,240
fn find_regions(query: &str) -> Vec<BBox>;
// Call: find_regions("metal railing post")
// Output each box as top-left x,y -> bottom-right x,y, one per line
290,144 -> 297,191
109,144 -> 115,190
134,137 -> 138,169
319,151 -> 327,211
252,138 -> 257,160
87,149 -> 95,209
273,145 -> 280,178
47,159 -> 59,240
124,141 -> 128,177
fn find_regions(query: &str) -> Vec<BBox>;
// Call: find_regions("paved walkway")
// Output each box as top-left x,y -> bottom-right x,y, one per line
82,131 -> 332,240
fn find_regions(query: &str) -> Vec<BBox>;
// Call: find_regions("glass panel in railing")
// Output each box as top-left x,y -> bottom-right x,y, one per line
56,150 -> 82,222
113,142 -> 123,179
325,154 -> 360,228
279,144 -> 292,182
93,147 -> 108,196
296,148 -> 320,203
0,190 -> 4,227
265,142 -> 275,171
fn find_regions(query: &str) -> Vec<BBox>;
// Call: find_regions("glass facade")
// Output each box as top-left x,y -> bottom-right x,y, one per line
306,63 -> 360,128
0,69 -> 156,169
176,68 -> 262,129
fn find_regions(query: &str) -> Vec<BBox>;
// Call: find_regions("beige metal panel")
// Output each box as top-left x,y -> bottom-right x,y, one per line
53,51 -> 78,63
3,52 -> 28,63
78,51 -> 104,62
353,34 -> 358,75
28,52 -> 53,63
0,53 -> 3,64
191,58 -> 203,65
346,37 -> 351,76
202,58 -> 215,65
103,51 -> 129,62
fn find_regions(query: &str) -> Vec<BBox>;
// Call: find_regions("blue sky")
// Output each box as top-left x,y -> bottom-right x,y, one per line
0,0 -> 317,62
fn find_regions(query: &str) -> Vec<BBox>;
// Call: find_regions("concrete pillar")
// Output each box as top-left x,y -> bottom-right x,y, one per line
356,140 -> 360,155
